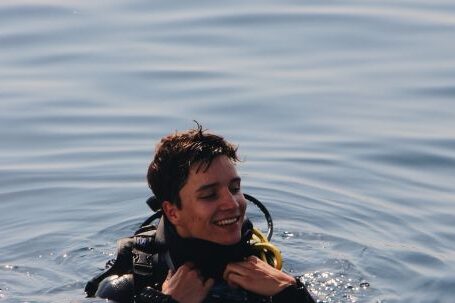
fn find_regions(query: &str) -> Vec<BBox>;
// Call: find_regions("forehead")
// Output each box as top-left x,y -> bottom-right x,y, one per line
187,155 -> 238,183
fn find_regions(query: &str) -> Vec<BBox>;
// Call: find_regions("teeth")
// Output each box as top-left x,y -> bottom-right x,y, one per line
214,217 -> 238,226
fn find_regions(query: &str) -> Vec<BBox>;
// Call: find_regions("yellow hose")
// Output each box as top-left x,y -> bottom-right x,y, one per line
251,228 -> 283,270
252,228 -> 267,242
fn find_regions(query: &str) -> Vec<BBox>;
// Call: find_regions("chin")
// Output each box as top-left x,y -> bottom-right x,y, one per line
215,234 -> 242,246
208,221 -> 244,245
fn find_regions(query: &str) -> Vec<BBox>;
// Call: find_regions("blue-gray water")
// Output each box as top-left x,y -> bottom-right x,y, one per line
1,0 -> 455,302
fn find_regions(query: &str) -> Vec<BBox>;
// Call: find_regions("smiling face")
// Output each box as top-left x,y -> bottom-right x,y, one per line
162,155 -> 247,245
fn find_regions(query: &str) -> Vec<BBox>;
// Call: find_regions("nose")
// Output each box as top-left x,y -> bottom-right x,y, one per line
219,189 -> 239,210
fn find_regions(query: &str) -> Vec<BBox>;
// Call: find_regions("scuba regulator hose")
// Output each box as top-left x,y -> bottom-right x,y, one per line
242,193 -> 282,270
251,227 -> 282,270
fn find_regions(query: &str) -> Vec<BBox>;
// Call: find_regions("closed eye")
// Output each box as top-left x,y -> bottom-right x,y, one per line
199,192 -> 218,201
229,178 -> 241,194
229,186 -> 240,194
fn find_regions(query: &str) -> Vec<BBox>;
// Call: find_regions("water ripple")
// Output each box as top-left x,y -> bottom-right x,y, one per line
1,0 -> 455,302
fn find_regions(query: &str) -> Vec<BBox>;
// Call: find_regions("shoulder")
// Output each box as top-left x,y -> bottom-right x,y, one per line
95,274 -> 134,303
85,229 -> 160,300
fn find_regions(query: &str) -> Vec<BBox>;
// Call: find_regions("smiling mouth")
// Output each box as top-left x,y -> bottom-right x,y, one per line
213,216 -> 240,226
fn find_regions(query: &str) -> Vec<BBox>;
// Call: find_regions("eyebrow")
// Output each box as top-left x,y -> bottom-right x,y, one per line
196,177 -> 241,193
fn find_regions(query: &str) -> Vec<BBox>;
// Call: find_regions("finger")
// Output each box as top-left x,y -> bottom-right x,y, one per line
227,258 -> 258,272
223,267 -> 229,282
224,262 -> 251,280
225,272 -> 248,289
223,264 -> 241,281
224,273 -> 239,288
246,255 -> 257,261
223,264 -> 238,281
244,255 -> 264,268
223,265 -> 251,286
247,255 -> 260,263
165,269 -> 173,280
177,263 -> 193,274
242,255 -> 270,271
184,262 -> 195,269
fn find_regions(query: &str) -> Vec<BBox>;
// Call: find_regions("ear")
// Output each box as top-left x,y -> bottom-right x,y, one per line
162,200 -> 180,225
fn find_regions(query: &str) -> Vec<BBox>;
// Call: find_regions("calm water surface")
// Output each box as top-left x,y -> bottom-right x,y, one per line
1,0 -> 455,302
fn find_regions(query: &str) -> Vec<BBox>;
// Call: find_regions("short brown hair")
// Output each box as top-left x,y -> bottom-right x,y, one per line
147,123 -> 239,210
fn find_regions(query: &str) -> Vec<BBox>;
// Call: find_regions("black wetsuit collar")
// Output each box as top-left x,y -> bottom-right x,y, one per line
156,216 -> 254,281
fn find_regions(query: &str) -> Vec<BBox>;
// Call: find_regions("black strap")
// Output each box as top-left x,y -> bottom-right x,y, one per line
131,227 -> 168,293
243,193 -> 274,241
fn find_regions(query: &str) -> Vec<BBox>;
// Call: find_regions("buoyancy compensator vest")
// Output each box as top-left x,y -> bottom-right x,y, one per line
85,194 -> 281,303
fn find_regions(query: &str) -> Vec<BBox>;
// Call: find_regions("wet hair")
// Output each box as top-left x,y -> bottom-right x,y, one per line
147,122 -> 239,210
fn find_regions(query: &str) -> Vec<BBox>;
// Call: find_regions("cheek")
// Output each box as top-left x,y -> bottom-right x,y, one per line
191,207 -> 215,224
239,198 -> 247,211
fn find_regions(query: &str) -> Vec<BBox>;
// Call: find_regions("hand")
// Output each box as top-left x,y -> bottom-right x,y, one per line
162,263 -> 214,303
223,256 -> 296,296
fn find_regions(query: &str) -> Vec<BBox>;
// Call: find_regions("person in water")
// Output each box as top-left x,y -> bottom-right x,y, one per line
85,123 -> 315,303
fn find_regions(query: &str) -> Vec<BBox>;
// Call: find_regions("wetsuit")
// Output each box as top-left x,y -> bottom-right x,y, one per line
86,217 -> 315,303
